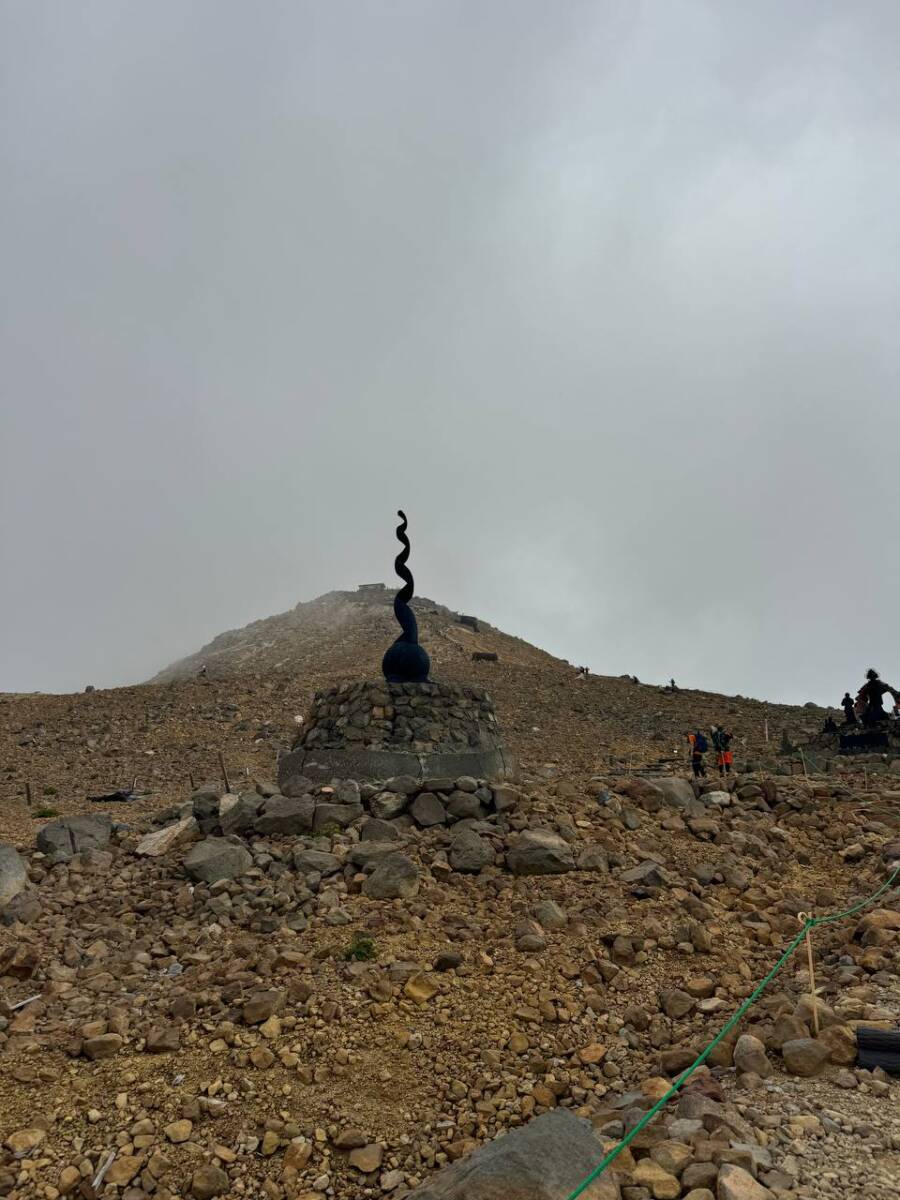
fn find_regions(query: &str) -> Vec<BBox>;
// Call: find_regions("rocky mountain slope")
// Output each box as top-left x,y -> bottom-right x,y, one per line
1,587 -> 898,1200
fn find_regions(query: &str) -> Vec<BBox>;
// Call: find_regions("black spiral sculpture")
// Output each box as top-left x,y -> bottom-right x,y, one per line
381,510 -> 431,684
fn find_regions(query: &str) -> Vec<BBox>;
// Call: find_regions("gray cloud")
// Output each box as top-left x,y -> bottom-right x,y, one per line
2,0 -> 899,704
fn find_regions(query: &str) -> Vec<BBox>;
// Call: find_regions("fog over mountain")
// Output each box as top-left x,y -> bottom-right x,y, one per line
2,1 -> 899,703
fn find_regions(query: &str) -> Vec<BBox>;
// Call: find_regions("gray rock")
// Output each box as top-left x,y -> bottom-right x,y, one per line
446,791 -> 486,820
733,1034 -> 771,1078
410,793 -> 447,828
620,860 -> 667,887
219,793 -> 262,835
184,837 -> 252,884
423,777 -> 456,794
360,817 -> 402,842
36,815 -> 112,863
506,830 -> 575,875
335,779 -> 361,804
313,802 -> 363,832
370,791 -> 410,820
135,816 -> 199,857
454,776 -> 479,793
406,1109 -> 619,1198
362,853 -> 420,900
533,899 -> 568,930
448,829 -> 494,873
650,777 -> 695,809
347,842 -> 401,869
253,795 -> 315,835
577,847 -> 610,873
1,891 -> 41,925
781,1037 -> 829,1077
385,775 -> 421,795
0,846 -> 27,907
491,784 -> 522,812
292,848 -> 341,876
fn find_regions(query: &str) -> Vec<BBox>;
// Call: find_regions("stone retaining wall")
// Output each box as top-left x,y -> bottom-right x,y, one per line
279,679 -> 515,786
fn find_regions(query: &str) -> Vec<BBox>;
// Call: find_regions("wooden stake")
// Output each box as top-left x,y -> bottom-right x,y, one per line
25,782 -> 32,809
131,776 -> 137,792
189,772 -> 196,791
799,748 -> 809,783
801,918 -> 820,1036
764,718 -> 769,743
219,752 -> 231,793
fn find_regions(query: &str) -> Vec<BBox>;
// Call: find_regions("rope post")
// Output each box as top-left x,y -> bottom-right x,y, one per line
799,748 -> 810,784
798,914 -> 819,1035
25,782 -> 33,810
764,718 -> 769,743
219,752 -> 231,794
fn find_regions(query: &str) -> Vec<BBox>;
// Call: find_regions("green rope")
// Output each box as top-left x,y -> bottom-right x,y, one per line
565,863 -> 900,1200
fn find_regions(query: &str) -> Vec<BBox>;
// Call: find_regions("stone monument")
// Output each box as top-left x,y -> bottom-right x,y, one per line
278,512 -> 515,787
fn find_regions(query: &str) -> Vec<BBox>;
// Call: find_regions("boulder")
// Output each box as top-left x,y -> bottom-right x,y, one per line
506,830 -> 575,875
716,1164 -> 772,1199
36,815 -> 112,863
406,1109 -> 620,1198
0,845 -> 27,907
446,791 -> 485,820
360,818 -> 402,842
385,775 -> 421,795
347,842 -> 401,869
620,860 -> 667,887
448,829 -> 494,873
313,801 -> 363,832
491,784 -> 522,812
651,777 -> 695,809
733,1034 -> 771,1078
219,793 -> 262,835
135,816 -> 198,857
370,791 -> 410,820
292,848 -> 341,876
410,793 -> 448,828
578,847 -> 610,873
253,795 -> 315,835
781,1037 -> 829,1077
184,838 -> 252,884
362,853 -> 420,899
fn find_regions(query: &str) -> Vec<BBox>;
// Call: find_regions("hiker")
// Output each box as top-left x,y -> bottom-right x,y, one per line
822,715 -> 838,734
856,668 -> 900,727
687,729 -> 708,777
711,725 -> 734,775
841,692 -> 857,725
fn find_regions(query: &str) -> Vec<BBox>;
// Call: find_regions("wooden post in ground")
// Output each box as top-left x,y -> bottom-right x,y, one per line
25,782 -> 32,810
764,718 -> 769,744
219,752 -> 231,793
189,772 -> 196,791
800,917 -> 820,1036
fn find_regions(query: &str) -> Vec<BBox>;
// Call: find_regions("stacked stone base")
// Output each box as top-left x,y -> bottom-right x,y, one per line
279,679 -> 515,787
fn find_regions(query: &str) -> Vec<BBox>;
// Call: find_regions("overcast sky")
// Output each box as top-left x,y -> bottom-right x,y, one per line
2,1 -> 899,704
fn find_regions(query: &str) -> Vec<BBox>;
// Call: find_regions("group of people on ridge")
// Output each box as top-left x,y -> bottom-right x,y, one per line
686,726 -> 733,778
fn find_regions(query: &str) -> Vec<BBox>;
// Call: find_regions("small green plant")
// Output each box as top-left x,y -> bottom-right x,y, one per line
318,821 -> 342,838
343,932 -> 377,962
43,786 -> 57,796
35,806 -> 59,818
